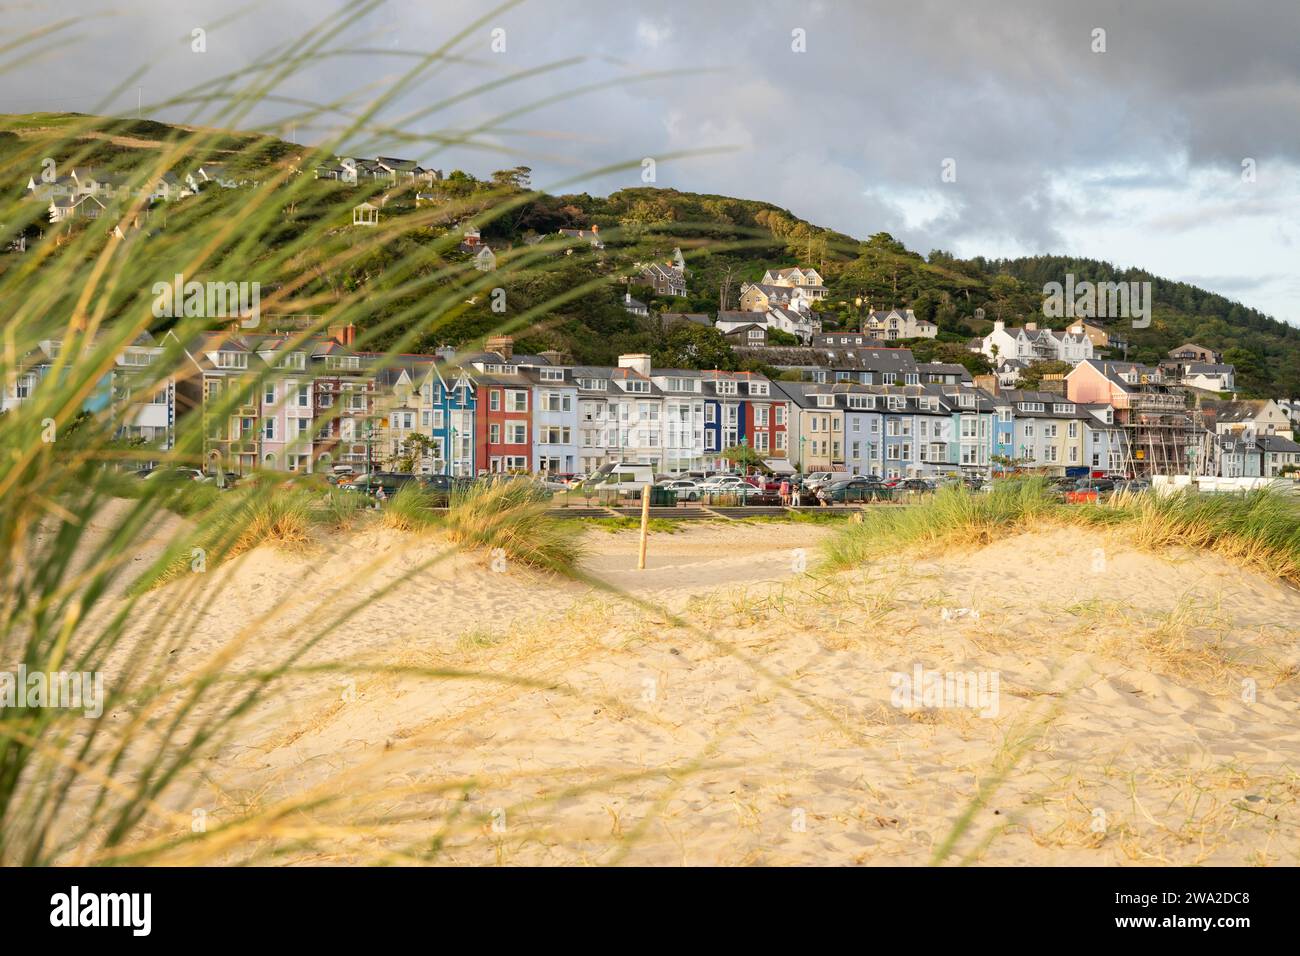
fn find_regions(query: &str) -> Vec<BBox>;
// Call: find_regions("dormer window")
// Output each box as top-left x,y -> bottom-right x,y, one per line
215,352 -> 247,369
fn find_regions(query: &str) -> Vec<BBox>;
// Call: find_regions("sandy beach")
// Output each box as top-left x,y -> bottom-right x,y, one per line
74,507 -> 1300,865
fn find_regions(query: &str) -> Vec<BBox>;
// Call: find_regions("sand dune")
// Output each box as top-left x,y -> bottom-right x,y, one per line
91,513 -> 1300,865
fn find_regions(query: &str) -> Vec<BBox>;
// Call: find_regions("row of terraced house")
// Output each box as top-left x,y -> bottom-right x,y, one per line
8,327 -> 1298,480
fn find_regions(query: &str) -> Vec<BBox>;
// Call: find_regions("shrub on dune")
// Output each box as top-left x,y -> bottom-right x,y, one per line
380,484 -> 440,533
825,479 -> 1300,584
443,478 -> 584,574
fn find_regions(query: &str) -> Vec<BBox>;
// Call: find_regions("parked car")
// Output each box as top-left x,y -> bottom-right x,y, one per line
818,477 -> 892,504
897,478 -> 935,494
144,467 -> 206,484
1110,479 -> 1151,496
699,474 -> 751,494
658,479 -> 702,501
803,471 -> 854,492
1075,477 -> 1116,493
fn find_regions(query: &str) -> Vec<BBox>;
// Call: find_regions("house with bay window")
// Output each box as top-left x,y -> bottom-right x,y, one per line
527,363 -> 580,476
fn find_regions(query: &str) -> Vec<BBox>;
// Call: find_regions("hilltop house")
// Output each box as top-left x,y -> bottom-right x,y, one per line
716,306 -> 821,344
636,261 -> 686,297
558,226 -> 604,250
1180,363 -> 1235,393
761,266 -> 828,301
738,282 -> 813,314
980,320 -> 1094,364
862,308 -> 937,341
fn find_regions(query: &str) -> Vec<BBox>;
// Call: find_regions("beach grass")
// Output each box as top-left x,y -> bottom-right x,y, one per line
824,479 -> 1300,585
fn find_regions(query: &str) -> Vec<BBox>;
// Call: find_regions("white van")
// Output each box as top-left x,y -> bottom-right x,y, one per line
803,471 -> 853,491
585,462 -> 657,494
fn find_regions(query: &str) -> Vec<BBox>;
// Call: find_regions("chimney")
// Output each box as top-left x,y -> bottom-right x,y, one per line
993,319 -> 1005,333
539,349 -> 567,366
974,373 -> 999,395
618,353 -> 652,376
1025,321 -> 1037,331
625,292 -> 631,303
434,345 -> 456,361
485,334 -> 513,361
328,323 -> 356,346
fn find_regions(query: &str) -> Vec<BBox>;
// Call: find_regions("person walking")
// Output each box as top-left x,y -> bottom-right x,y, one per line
779,478 -> 791,507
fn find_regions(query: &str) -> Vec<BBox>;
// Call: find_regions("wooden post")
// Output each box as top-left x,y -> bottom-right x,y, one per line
637,482 -> 651,570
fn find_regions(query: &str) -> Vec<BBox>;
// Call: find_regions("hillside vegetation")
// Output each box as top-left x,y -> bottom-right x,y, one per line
3,113 -> 1298,395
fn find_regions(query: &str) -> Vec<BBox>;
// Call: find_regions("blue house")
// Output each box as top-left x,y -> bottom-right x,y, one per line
424,364 -> 477,476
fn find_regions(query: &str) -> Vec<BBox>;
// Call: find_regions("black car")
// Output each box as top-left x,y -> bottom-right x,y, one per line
818,477 -> 891,503
898,478 -> 935,493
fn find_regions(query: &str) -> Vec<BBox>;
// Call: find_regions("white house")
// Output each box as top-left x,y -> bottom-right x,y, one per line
1181,363 -> 1235,393
980,320 -> 1093,364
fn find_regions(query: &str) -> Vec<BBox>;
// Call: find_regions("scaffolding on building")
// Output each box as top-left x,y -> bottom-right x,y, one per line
1114,389 -> 1207,478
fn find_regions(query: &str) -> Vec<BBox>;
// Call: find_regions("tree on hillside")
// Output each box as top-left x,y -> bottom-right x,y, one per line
1017,360 -> 1071,389
652,323 -> 735,370
490,166 -> 532,190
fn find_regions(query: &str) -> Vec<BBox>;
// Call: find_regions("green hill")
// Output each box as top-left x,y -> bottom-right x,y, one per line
3,114 -> 1297,397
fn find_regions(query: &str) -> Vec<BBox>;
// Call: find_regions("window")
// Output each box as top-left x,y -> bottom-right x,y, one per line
716,380 -> 738,396
749,382 -> 769,396
263,419 -> 275,440
1068,421 -> 1078,438
215,352 -> 247,369
489,423 -> 500,443
755,406 -> 769,426
539,368 -> 564,381
816,395 -> 834,408
507,390 -> 528,412
507,423 -> 527,444
775,405 -> 787,425
623,379 -> 649,393
489,390 -> 501,411
264,384 -> 275,405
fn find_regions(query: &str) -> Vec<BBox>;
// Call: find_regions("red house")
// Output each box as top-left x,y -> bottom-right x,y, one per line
475,372 -> 532,474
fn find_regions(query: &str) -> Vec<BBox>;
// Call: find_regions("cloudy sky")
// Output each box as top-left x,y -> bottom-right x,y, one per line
7,0 -> 1299,322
